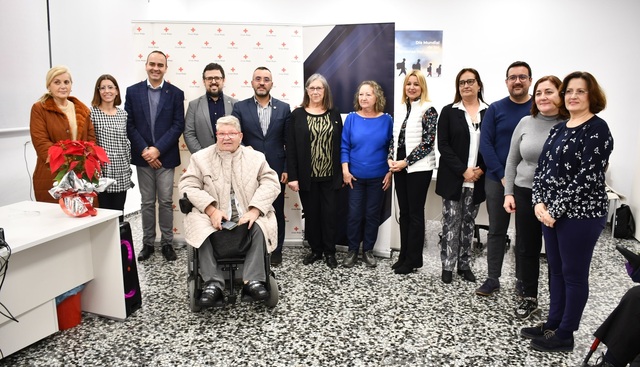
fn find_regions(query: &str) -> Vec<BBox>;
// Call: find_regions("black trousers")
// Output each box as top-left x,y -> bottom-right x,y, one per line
299,180 -> 337,255
514,185 -> 543,298
594,286 -> 640,365
394,169 -> 432,268
97,191 -> 127,222
273,183 -> 285,254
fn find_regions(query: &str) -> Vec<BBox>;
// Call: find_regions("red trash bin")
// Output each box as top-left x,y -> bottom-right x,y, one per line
56,292 -> 82,330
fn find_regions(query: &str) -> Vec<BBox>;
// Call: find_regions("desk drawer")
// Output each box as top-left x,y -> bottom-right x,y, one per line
0,299 -> 57,358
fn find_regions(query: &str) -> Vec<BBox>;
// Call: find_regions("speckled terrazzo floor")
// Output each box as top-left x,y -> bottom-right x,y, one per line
1,213 -> 638,367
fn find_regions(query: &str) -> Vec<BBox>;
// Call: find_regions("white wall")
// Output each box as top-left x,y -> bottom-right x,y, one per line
1,0 -> 639,237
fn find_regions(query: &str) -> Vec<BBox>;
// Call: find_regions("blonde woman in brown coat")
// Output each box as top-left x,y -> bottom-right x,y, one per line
30,66 -> 95,202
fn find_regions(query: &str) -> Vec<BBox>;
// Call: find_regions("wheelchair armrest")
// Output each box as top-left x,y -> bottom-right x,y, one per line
179,193 -> 194,214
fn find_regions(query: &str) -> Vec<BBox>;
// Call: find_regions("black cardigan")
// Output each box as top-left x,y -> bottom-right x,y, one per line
286,107 -> 343,191
435,103 -> 486,204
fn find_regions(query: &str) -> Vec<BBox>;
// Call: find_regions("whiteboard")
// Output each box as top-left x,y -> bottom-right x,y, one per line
0,0 -> 51,132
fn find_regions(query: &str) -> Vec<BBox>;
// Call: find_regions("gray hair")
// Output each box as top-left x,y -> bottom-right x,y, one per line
216,115 -> 242,132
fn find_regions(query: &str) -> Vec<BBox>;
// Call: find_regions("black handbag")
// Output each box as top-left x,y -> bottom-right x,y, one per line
208,222 -> 251,258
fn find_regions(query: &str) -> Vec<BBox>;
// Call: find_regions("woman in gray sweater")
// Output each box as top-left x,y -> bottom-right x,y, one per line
503,75 -> 567,320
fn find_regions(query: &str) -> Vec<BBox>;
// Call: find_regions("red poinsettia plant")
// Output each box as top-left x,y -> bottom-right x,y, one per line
48,140 -> 110,185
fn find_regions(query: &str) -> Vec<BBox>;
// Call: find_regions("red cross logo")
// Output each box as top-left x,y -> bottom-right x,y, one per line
164,27 -> 169,32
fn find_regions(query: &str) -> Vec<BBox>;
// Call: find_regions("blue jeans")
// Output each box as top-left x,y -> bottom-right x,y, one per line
346,176 -> 386,252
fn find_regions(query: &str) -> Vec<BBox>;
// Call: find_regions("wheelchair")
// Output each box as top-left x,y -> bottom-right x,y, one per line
180,194 -> 279,312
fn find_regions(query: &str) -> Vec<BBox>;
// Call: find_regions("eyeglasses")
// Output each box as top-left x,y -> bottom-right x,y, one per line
563,89 -> 588,97
204,76 -> 223,82
216,132 -> 240,139
99,85 -> 116,91
253,76 -> 271,83
306,86 -> 324,92
458,79 -> 476,87
507,74 -> 530,82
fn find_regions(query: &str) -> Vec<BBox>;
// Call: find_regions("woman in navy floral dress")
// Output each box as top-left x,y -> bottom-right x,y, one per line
521,71 -> 614,353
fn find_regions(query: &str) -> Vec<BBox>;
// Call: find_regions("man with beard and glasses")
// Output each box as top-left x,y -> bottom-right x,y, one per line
232,67 -> 291,266
476,61 -> 533,297
184,63 -> 238,153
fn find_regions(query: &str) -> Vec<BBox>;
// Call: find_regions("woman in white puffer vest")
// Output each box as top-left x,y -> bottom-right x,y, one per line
387,70 -> 438,275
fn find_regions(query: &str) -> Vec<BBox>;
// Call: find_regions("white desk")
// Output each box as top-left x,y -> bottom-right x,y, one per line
0,201 -> 125,358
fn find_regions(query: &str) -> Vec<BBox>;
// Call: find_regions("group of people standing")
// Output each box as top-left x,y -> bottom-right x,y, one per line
30,52 -> 618,357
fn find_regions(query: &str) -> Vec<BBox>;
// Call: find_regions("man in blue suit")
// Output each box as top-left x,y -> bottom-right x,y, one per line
125,50 -> 185,262
232,67 -> 290,266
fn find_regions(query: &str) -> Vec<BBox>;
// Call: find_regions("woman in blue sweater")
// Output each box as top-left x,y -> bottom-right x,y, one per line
521,71 -> 614,352
341,80 -> 393,268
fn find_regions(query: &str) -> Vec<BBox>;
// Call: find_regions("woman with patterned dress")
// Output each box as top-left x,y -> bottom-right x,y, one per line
90,74 -> 134,221
387,70 -> 437,275
521,72 -> 614,353
435,68 -> 488,284
287,74 -> 343,269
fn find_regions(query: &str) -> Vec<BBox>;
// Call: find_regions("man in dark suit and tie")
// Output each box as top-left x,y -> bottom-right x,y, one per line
125,50 -> 185,262
232,66 -> 290,266
184,63 -> 237,153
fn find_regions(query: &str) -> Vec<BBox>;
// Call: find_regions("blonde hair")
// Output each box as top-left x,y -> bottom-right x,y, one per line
400,70 -> 430,104
39,66 -> 72,103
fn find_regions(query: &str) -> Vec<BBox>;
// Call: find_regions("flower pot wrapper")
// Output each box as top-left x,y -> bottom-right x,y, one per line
49,170 -> 115,217
47,140 -> 113,217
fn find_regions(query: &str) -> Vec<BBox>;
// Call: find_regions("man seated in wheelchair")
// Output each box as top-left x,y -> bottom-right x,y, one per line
179,115 -> 281,307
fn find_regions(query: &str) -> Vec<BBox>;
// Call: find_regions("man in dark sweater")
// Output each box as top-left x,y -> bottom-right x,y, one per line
476,61 -> 533,297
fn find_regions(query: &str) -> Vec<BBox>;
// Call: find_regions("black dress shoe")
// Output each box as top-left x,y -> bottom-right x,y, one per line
243,280 -> 269,301
161,245 -> 177,261
303,252 -> 323,265
270,251 -> 283,266
442,270 -> 453,284
457,268 -> 476,282
394,264 -> 415,275
391,260 -> 404,270
325,254 -> 338,269
138,245 -> 154,261
199,282 -> 223,307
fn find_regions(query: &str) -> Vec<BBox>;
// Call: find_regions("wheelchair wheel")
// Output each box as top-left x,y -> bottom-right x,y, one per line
264,273 -> 279,308
187,246 -> 202,313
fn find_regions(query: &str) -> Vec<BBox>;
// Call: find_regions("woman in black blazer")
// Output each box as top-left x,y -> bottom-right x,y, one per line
435,68 -> 488,284
287,73 -> 343,269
